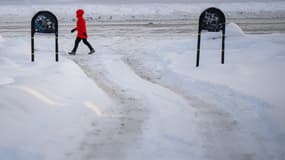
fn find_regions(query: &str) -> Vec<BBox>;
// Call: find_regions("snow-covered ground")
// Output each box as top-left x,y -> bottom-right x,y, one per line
1,1 -> 285,160
1,21 -> 285,159
0,35 -> 120,160
68,23 -> 285,160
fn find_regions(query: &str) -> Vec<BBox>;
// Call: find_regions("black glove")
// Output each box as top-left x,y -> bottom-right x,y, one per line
71,28 -> 76,33
83,32 -> 87,37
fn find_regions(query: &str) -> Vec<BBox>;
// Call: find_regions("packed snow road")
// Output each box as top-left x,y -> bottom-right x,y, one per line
1,17 -> 285,37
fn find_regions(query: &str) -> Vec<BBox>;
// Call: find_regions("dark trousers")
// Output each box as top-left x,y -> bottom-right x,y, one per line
72,37 -> 94,52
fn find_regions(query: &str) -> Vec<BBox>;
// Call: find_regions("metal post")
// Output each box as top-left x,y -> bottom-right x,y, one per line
55,33 -> 58,62
196,30 -> 201,67
31,34 -> 34,62
221,27 -> 225,64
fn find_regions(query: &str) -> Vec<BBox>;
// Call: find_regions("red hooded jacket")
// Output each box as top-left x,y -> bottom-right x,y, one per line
76,9 -> 88,39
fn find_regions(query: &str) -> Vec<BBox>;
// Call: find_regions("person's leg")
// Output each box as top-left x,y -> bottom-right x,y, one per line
71,37 -> 82,53
82,39 -> 95,53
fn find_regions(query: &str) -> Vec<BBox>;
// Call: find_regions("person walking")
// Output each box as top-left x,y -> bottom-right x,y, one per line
69,9 -> 95,55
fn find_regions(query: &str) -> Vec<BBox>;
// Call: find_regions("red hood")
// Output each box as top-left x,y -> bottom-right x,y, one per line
76,9 -> 84,18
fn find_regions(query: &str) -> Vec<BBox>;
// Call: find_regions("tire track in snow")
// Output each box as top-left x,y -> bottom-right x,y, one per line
68,48 -> 262,159
68,54 -> 148,160
64,34 -> 283,159
123,54 -> 279,160
67,51 -> 209,159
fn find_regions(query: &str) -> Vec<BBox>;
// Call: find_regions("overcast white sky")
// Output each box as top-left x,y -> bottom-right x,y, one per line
0,0 -> 282,5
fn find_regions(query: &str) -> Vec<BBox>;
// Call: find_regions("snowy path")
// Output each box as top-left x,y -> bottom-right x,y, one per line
68,53 -> 148,160
65,36 -> 284,159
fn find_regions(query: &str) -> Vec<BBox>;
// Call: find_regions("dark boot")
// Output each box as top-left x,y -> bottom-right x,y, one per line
68,51 -> 76,55
88,49 -> 95,55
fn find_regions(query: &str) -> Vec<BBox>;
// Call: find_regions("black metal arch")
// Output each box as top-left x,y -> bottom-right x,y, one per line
199,7 -> 225,32
196,7 -> 226,67
31,11 -> 59,62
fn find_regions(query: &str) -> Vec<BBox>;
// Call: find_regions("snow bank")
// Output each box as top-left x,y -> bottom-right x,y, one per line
0,36 -> 115,160
226,22 -> 245,37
